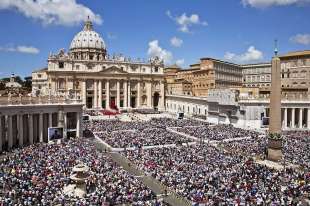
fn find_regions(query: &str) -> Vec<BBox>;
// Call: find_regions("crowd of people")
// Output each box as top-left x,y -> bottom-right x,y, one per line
218,131 -> 310,170
83,110 -> 101,116
84,119 -> 149,133
84,118 -> 210,148
2,114 -> 309,205
219,136 -> 267,157
86,117 -> 309,170
132,109 -> 161,114
84,118 -> 209,133
149,118 -> 209,128
0,138 -> 165,205
176,124 -> 259,141
283,131 -> 310,170
124,144 -> 309,205
96,128 -> 191,148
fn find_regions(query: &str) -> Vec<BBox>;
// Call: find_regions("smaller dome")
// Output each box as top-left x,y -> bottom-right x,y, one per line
70,18 -> 106,50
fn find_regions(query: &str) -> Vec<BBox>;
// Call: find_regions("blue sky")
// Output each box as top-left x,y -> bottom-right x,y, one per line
0,0 -> 309,78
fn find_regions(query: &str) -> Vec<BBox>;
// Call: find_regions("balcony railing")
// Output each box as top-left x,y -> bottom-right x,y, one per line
238,94 -> 310,101
0,96 -> 82,106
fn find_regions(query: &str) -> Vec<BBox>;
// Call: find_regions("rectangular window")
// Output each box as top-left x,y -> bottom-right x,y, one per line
59,62 -> 64,69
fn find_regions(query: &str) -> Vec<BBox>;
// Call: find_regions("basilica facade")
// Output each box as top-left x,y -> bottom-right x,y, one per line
32,18 -> 165,110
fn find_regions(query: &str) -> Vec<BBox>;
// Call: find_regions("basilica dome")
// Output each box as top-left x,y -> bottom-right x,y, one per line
69,18 -> 106,51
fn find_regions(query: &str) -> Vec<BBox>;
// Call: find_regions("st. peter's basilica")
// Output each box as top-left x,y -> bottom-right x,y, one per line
32,17 -> 165,110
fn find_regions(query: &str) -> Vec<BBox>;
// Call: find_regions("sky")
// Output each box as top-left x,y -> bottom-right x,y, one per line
0,0 -> 309,78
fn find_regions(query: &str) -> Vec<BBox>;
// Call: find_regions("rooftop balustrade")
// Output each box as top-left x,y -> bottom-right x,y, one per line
0,96 -> 82,106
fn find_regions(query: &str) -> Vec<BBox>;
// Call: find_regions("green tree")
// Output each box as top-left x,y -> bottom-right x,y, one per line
23,76 -> 32,90
0,81 -> 5,90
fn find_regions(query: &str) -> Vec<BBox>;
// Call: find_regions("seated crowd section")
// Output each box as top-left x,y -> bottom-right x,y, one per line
84,118 -> 209,148
95,128 -> 191,148
176,124 -> 259,141
83,117 -> 309,205
124,144 -> 308,205
0,115 -> 309,205
0,138 -> 166,206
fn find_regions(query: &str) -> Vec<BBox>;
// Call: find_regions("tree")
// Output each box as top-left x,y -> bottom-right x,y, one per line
0,82 -> 5,90
23,76 -> 32,91
1,77 -> 9,82
14,76 -> 23,84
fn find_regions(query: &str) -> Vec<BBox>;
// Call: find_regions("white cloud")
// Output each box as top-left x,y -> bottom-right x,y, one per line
176,59 -> 185,66
166,10 -> 208,33
16,46 -> 40,54
0,0 -> 102,26
290,34 -> 310,45
170,37 -> 183,47
224,52 -> 236,60
241,0 -> 310,8
224,46 -> 263,63
0,45 -> 40,54
147,40 -> 173,64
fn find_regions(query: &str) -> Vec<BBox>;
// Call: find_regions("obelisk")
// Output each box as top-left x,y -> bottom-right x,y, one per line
267,40 -> 283,161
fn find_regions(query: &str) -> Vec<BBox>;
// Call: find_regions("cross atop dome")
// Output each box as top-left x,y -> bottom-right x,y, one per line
83,16 -> 93,31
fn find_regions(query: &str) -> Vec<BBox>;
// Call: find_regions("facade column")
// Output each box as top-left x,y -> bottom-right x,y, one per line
147,82 -> 152,108
93,80 -> 98,108
8,115 -> 13,149
106,80 -> 110,109
291,108 -> 295,128
299,108 -> 303,129
137,81 -> 141,108
128,81 -> 131,108
159,81 -> 165,110
98,80 -> 102,108
16,114 -> 20,146
48,113 -> 52,142
64,112 -> 67,139
283,108 -> 287,129
29,114 -> 33,145
39,113 -> 43,142
124,81 -> 128,108
18,114 -> 23,147
55,79 -> 58,94
58,110 -> 64,128
49,113 -> 53,128
0,115 -> 3,152
82,80 -> 86,106
116,81 -> 120,109
76,112 -> 81,138
307,108 -> 310,129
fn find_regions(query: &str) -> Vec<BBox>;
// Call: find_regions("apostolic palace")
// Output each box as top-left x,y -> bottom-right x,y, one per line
32,18 -> 165,110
